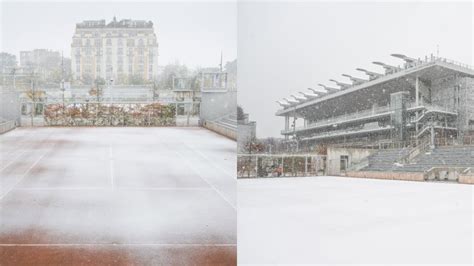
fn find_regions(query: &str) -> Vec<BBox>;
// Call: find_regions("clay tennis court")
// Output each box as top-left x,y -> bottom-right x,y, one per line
0,127 -> 236,265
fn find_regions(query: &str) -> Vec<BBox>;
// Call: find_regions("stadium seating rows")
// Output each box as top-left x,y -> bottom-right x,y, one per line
363,145 -> 474,172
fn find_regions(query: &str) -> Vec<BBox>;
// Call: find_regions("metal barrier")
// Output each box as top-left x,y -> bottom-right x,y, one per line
237,154 -> 326,178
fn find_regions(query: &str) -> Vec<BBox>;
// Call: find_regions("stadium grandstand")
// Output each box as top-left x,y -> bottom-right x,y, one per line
277,54 -> 473,148
275,54 -> 474,181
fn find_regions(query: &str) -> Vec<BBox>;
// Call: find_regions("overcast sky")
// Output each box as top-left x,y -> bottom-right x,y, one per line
238,1 -> 473,138
0,1 -> 236,68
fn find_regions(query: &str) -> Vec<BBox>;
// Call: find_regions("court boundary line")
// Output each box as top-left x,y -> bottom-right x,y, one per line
183,143 -> 234,178
0,243 -> 236,247
109,144 -> 115,188
173,148 -> 236,210
0,129 -> 54,173
0,133 -> 55,201
13,187 -> 214,191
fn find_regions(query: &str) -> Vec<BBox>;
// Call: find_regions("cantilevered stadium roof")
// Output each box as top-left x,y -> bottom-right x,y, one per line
276,57 -> 474,117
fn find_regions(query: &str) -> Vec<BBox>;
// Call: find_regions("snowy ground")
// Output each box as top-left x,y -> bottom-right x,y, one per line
0,127 -> 236,265
238,176 -> 473,265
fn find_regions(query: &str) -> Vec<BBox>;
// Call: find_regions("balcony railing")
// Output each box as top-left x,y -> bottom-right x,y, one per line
283,103 -> 457,135
282,105 -> 391,134
302,125 -> 392,141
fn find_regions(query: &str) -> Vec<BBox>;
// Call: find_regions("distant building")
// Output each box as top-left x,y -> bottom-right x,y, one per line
0,52 -> 17,74
71,17 -> 159,84
19,49 -> 63,82
20,49 -> 61,69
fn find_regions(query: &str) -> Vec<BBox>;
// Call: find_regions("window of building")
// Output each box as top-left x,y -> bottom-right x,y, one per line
106,39 -> 112,46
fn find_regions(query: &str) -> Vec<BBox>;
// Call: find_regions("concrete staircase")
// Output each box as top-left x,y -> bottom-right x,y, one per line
363,145 -> 474,172
202,113 -> 237,140
214,114 -> 237,131
401,146 -> 474,172
363,148 -> 410,171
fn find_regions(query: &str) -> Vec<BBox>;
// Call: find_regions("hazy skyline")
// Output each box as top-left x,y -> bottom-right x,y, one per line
0,1 -> 236,68
238,1 -> 473,138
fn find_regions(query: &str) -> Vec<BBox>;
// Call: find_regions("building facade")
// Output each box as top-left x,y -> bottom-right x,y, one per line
0,52 -> 17,75
276,54 -> 474,151
71,17 -> 159,84
19,49 -> 63,82
20,49 -> 61,70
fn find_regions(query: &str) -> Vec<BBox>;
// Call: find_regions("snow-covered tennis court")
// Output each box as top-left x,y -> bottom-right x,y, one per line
238,176 -> 473,265
0,127 -> 236,265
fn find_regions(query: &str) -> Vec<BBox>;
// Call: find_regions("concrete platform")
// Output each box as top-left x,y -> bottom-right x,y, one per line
238,176 -> 473,265
0,127 -> 236,265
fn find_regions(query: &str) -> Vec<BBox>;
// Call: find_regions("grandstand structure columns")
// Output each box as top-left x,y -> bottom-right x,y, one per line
415,75 -> 420,106
415,75 -> 420,139
284,115 -> 290,140
430,124 -> 435,147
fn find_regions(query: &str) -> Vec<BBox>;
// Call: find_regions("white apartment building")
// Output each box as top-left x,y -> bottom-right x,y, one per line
71,17 -> 159,84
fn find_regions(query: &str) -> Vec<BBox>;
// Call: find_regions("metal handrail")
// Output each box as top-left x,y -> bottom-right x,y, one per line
400,138 -> 430,164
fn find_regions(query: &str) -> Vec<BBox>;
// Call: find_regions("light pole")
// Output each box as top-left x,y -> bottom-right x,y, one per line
30,70 -> 35,126
61,51 -> 65,108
